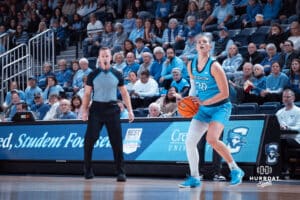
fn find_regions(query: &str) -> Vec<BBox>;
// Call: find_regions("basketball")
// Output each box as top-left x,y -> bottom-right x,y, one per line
177,96 -> 199,118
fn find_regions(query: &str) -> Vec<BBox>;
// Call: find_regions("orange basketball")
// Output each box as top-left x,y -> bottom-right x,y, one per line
177,96 -> 199,118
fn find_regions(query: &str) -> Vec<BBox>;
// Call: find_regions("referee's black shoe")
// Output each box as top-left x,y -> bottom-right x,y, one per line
84,168 -> 94,179
117,173 -> 127,182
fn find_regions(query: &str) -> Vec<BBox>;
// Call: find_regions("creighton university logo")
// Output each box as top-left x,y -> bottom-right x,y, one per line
226,127 -> 248,154
265,143 -> 279,165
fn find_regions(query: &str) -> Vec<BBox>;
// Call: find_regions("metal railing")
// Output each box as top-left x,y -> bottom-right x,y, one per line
0,32 -> 10,55
0,29 -> 55,104
0,44 -> 30,103
28,29 -> 55,77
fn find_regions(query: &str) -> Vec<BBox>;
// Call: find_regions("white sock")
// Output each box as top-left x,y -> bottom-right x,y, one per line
228,161 -> 239,171
185,120 -> 208,177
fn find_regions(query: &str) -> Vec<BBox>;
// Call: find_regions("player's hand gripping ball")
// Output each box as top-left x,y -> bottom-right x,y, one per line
177,96 -> 199,118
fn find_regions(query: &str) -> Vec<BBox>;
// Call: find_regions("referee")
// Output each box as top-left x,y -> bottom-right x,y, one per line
82,47 -> 134,181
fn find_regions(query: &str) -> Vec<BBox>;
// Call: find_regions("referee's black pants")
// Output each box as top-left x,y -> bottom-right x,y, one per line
84,101 -> 125,175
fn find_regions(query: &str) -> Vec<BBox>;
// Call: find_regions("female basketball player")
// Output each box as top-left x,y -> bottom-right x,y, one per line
178,34 -> 244,187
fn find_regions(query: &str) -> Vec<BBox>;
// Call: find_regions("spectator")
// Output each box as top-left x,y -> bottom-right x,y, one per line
17,11 -> 29,30
90,21 -> 115,57
133,37 -> 151,63
12,25 -> 29,47
122,8 -> 136,35
184,0 -> 200,23
243,42 -> 264,65
143,18 -> 153,48
130,70 -> 160,109
4,91 -> 22,121
35,21 -> 48,36
55,59 -> 73,89
70,95 -> 83,119
38,62 -> 56,90
175,15 -> 201,50
76,0 -> 89,17
150,17 -> 166,48
259,23 -> 285,51
50,7 -> 63,26
50,19 -> 66,55
155,0 -> 171,21
239,64 -> 266,104
241,0 -> 262,28
62,0 -> 76,21
68,13 -> 84,46
179,31 -> 197,64
25,76 -> 43,107
286,21 -> 300,52
258,0 -> 282,25
278,40 -> 299,74
30,92 -> 50,120
288,58 -> 300,101
42,76 -> 64,102
151,46 -> 166,83
122,39 -> 135,58
27,11 -> 41,35
155,86 -> 181,117
222,44 -> 244,75
147,102 -> 165,118
14,102 -> 29,113
112,51 -> 126,73
7,18 -> 17,36
123,52 -> 140,83
128,17 -> 144,44
82,13 -> 104,57
125,71 -> 138,94
199,0 -> 213,24
229,62 -> 254,103
72,58 -> 93,93
260,61 -> 289,102
276,89 -> 300,178
160,46 -> 188,89
213,26 -> 234,63
83,0 -> 97,16
77,76 -> 89,100
39,0 -> 53,24
168,0 -> 188,21
43,94 -> 61,120
202,0 -> 235,32
131,0 -> 148,18
260,43 -> 281,75
70,60 -> 80,87
162,18 -> 181,49
3,81 -> 25,110
111,22 -> 128,55
170,68 -> 190,97
278,0 -> 298,24
57,99 -> 77,119
137,52 -> 153,77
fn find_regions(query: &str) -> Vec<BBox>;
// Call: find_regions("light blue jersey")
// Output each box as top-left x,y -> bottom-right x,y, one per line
191,57 -> 219,101
191,56 -> 231,125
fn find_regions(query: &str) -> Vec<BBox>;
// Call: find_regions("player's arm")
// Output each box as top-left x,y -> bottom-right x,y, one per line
81,85 -> 92,121
201,61 -> 229,106
187,60 -> 197,97
119,85 -> 134,122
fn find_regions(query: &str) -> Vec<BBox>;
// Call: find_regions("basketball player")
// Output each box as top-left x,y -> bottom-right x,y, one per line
82,47 -> 134,181
178,34 -> 244,187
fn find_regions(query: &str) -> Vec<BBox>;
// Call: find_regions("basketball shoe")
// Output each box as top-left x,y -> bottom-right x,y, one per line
178,176 -> 201,188
230,168 -> 244,186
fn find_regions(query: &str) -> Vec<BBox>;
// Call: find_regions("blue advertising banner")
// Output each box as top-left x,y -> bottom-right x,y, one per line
0,118 -> 265,163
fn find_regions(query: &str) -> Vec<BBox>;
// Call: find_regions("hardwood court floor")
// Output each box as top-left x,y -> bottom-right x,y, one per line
0,175 -> 299,200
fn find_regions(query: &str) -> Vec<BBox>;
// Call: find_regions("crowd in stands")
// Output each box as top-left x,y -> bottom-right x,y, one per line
0,0 -> 300,122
